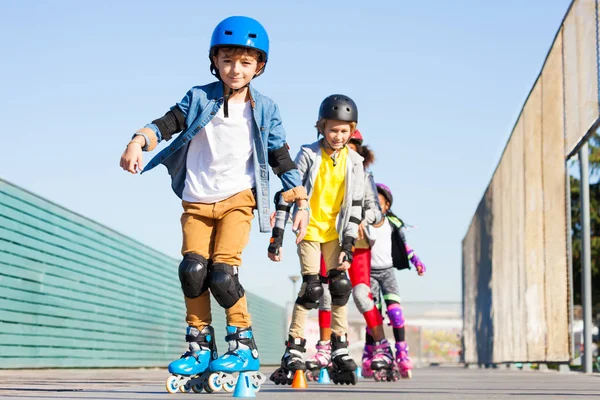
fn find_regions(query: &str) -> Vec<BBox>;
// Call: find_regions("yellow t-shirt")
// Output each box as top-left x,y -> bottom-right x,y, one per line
304,147 -> 348,242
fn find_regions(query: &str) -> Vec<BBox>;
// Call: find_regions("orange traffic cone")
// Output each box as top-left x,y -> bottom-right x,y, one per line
291,370 -> 308,389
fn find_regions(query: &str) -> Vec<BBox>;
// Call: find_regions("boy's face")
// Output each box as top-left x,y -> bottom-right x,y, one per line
213,49 -> 264,91
378,193 -> 390,214
323,120 -> 353,151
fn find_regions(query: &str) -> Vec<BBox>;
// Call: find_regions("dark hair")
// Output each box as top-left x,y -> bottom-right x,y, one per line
350,141 -> 375,169
386,209 -> 405,227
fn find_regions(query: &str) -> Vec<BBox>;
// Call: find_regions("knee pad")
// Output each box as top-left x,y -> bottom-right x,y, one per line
328,270 -> 351,306
209,263 -> 245,309
352,283 -> 375,314
387,303 -> 405,328
178,253 -> 209,298
295,275 -> 323,309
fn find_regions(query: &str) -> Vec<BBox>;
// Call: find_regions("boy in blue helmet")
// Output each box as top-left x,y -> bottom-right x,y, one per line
119,16 -> 309,393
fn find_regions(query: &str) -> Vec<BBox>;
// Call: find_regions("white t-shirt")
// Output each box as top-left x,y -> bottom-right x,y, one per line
182,101 -> 255,203
368,219 -> 393,269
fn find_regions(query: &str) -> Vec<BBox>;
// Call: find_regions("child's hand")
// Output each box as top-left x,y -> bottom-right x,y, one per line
268,247 -> 283,262
337,252 -> 351,271
120,141 -> 144,174
292,202 -> 309,244
357,223 -> 366,241
411,255 -> 426,276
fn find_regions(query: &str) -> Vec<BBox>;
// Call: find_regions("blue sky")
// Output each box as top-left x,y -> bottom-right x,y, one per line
0,0 -> 572,306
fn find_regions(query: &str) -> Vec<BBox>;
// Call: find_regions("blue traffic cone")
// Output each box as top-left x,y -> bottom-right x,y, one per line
318,368 -> 331,384
355,366 -> 362,379
233,372 -> 256,398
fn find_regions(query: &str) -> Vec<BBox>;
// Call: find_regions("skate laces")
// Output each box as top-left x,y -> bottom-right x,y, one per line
373,341 -> 394,362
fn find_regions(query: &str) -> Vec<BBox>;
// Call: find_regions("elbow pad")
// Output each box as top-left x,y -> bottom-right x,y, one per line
152,106 -> 187,141
268,145 -> 297,177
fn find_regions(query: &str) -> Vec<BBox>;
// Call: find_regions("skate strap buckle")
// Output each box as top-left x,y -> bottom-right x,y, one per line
185,333 -> 210,343
225,330 -> 252,342
224,350 -> 247,362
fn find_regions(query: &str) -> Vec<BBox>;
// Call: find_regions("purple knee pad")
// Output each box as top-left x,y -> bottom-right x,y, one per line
387,303 -> 405,328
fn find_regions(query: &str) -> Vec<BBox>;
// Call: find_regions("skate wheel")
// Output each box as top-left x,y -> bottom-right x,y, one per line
207,372 -> 222,392
222,379 -> 236,393
373,371 -> 382,382
350,372 -> 358,385
253,383 -> 261,393
179,380 -> 191,393
165,375 -> 179,394
305,370 -> 314,381
402,370 -> 413,379
191,384 -> 203,393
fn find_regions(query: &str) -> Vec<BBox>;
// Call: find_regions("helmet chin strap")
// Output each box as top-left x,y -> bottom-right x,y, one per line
320,136 -> 349,167
223,86 -> 241,118
217,67 -> 263,118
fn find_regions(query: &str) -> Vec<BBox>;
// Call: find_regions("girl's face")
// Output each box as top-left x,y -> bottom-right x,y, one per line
378,193 -> 390,214
323,120 -> 352,151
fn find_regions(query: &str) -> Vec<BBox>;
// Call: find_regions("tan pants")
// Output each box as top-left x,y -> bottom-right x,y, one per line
289,240 -> 348,338
181,189 -> 255,330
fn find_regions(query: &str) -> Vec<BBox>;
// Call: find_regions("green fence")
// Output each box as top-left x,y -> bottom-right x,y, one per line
0,179 -> 285,368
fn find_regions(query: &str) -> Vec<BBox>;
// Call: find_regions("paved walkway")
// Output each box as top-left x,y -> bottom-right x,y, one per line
0,366 -> 599,399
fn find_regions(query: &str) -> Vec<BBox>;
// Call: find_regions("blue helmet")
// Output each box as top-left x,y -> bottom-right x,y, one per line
210,16 -> 269,61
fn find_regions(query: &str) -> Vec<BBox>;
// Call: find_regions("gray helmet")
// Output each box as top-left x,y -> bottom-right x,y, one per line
318,94 -> 358,123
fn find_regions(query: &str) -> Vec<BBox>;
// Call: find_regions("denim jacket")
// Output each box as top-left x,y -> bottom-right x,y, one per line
140,81 -> 302,233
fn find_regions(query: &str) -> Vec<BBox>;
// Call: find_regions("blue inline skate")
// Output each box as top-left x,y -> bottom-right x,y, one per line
165,325 -> 218,394
205,326 -> 266,393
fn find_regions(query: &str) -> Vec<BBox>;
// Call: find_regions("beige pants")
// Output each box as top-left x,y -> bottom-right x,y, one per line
289,240 -> 349,338
180,189 -> 255,329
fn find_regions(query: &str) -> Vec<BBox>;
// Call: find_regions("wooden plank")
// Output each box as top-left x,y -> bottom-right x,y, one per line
511,118 -> 528,362
542,29 -> 570,362
523,79 -> 548,361
461,217 -> 478,364
563,0 -> 600,155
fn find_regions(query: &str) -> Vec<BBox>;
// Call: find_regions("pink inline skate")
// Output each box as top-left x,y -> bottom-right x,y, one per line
395,341 -> 413,379
370,339 -> 400,381
361,344 -> 374,378
304,340 -> 331,381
